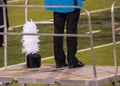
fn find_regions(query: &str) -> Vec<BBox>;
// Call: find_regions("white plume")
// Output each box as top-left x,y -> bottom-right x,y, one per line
21,21 -> 40,55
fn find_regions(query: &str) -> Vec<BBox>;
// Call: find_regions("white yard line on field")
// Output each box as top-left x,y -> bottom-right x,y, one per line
2,41 -> 120,69
6,0 -> 120,62
86,30 -> 101,34
81,6 -> 120,15
41,41 -> 120,61
8,3 -> 120,30
77,41 -> 120,53
8,0 -> 23,3
8,19 -> 54,30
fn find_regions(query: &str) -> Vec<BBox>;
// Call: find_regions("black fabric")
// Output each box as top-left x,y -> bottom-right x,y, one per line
0,0 -> 9,47
74,0 -> 79,10
53,10 -> 80,65
26,53 -> 41,68
74,0 -> 77,5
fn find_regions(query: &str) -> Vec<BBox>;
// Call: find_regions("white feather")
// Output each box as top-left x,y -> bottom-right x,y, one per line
21,21 -> 40,55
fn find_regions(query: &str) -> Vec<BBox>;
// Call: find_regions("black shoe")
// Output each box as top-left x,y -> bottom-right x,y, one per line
69,61 -> 85,68
56,64 -> 68,68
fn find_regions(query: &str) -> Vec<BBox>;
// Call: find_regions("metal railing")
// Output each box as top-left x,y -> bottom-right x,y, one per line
111,0 -> 119,75
0,0 -> 8,70
0,0 -> 97,78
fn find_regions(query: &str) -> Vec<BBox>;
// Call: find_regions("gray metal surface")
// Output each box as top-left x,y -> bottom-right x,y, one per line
0,77 -> 13,86
0,64 -> 120,86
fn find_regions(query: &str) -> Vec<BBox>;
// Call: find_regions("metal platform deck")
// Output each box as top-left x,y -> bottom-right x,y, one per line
0,64 -> 120,86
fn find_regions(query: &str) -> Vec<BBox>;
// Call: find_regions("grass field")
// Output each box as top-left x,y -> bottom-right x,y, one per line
1,7 -> 120,67
7,0 -> 120,26
0,0 -> 120,86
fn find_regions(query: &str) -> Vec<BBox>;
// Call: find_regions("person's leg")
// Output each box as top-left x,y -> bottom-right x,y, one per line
0,10 -> 4,47
66,10 -> 84,68
3,0 -> 9,28
0,28 -> 3,47
53,12 -> 67,68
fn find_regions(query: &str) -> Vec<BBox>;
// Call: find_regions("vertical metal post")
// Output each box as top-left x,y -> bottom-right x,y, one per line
2,0 -> 8,69
81,7 -> 97,78
25,0 -> 29,66
25,0 -> 28,22
111,0 -> 118,74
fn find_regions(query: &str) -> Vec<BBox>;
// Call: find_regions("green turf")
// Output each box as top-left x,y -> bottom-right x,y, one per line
1,7 -> 120,67
2,7 -> 120,65
7,0 -> 120,26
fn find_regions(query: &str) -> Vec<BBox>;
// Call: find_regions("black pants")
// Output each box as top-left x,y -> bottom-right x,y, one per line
53,10 -> 80,65
0,10 -> 4,46
0,0 -> 9,46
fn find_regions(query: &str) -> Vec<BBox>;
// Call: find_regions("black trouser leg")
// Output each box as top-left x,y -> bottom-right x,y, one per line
0,28 -> 3,47
54,12 -> 66,65
0,11 -> 4,47
66,10 -> 80,64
